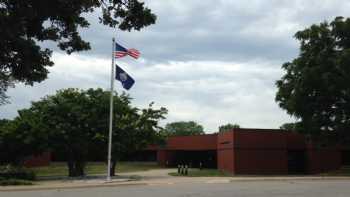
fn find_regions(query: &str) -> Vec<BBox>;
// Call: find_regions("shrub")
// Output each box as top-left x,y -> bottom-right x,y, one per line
0,179 -> 33,186
0,166 -> 36,180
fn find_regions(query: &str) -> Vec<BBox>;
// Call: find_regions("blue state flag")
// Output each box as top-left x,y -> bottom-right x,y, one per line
115,64 -> 135,90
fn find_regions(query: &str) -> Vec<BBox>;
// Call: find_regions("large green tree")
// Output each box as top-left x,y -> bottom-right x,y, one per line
275,17 -> 350,145
0,0 -> 156,104
26,88 -> 166,177
164,121 -> 204,136
32,88 -> 103,176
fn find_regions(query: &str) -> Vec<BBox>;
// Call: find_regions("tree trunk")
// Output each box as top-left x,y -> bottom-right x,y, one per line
75,161 -> 85,177
110,160 -> 117,176
67,160 -> 75,177
67,161 -> 85,177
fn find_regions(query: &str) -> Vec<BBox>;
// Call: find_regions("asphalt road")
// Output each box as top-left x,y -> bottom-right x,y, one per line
2,180 -> 350,197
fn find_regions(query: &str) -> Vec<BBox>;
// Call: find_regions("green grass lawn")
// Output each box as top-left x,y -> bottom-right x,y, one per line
169,168 -> 232,177
319,166 -> 350,176
30,161 -> 162,177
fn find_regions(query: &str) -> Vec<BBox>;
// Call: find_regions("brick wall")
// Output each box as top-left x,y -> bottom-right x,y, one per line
166,134 -> 217,150
217,131 -> 235,173
233,129 -> 288,174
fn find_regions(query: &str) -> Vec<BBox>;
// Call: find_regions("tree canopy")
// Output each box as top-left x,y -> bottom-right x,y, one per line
0,88 -> 167,176
279,122 -> 304,133
0,0 -> 156,104
0,111 -> 48,166
218,123 -> 240,132
275,16 -> 350,145
164,121 -> 204,136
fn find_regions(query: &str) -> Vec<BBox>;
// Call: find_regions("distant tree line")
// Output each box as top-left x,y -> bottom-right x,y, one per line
163,121 -> 204,136
219,123 -> 240,132
162,121 -> 241,136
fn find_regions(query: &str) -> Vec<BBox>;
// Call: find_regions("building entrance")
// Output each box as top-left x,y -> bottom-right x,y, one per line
173,150 -> 217,168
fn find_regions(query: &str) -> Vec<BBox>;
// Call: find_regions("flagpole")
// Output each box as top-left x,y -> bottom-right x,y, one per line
107,38 -> 115,181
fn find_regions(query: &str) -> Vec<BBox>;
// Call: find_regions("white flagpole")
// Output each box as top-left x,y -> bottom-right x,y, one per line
107,38 -> 115,181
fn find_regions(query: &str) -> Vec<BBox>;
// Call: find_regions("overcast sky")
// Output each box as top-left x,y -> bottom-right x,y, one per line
1,0 -> 349,132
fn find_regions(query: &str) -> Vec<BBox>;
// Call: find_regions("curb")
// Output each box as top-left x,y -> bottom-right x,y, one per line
0,181 -> 147,192
227,176 -> 350,182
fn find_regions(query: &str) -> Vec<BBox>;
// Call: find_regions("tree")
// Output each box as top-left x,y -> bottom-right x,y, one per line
164,121 -> 204,136
28,88 -> 98,176
0,111 -> 48,166
25,88 -> 166,177
218,123 -> 240,132
0,119 -> 10,127
275,17 -> 350,145
107,102 -> 167,176
0,77 -> 13,105
0,0 -> 156,104
279,122 -> 304,132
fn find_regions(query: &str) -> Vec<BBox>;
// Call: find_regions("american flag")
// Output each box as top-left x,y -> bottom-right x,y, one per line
115,42 -> 140,59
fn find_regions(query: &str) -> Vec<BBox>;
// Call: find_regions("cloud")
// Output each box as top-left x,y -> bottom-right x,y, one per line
2,0 -> 349,132
1,53 -> 292,131
74,0 -> 350,62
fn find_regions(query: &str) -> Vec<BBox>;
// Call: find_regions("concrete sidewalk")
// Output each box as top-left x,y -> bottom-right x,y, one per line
1,169 -> 350,192
0,169 -> 175,192
119,168 -> 174,179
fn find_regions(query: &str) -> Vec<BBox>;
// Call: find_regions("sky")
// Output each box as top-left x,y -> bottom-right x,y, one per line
1,0 -> 350,132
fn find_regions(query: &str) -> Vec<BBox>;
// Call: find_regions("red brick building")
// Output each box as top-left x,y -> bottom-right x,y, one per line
24,152 -> 51,167
23,128 -> 348,174
155,128 -> 345,174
